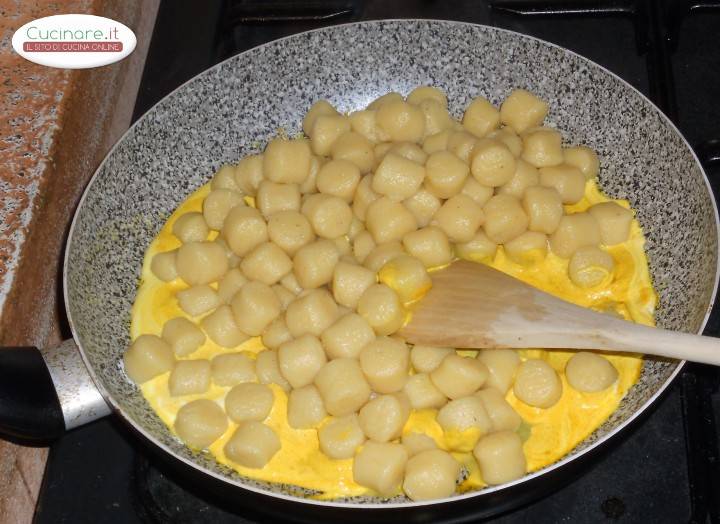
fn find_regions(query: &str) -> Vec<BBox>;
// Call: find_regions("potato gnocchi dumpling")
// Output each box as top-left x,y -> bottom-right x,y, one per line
549,212 -> 601,258
463,96 -> 500,138
150,250 -> 178,282
357,283 -> 406,336
255,349 -> 291,392
403,372 -> 448,409
310,114 -> 351,156
362,241 -> 404,272
476,349 -> 520,394
285,288 -> 339,337
358,393 -> 410,442
431,354 -> 488,400
403,449 -> 461,501
402,432 -> 438,456
437,396 -> 493,450
568,246 -> 615,288
224,421 -> 281,469
402,226 -> 453,268
470,138 -> 516,187
377,254 -> 431,304
320,313 -> 375,359
176,241 -> 228,285
433,194 -> 485,243
513,359 -> 563,409
222,206 -> 268,257
332,262 -> 377,309
230,281 -> 281,336
261,316 -> 293,350
365,197 -> 418,244
211,352 -> 256,387
272,284 -> 295,311
172,212 -> 209,243
372,153 -> 426,201
314,357 -> 372,416
588,201 -> 633,245
318,415 -> 366,459
168,359 -> 211,396
376,100 -> 425,143
359,336 -> 410,393
411,345 -> 454,373
404,188 -> 443,227
287,384 -> 327,429
217,268 -> 248,304
130,86 -> 654,502
278,334 -> 327,389
267,210 -> 315,256
234,154 -> 264,196
565,351 -> 619,392
521,127 -> 563,168
564,145 -> 600,179
522,185 -> 563,235
124,335 -> 175,383
447,130 -> 477,163
389,141 -> 428,164
482,194 -> 529,244
225,382 -> 274,423
539,164 -> 586,205
203,189 -> 244,230
161,317 -> 206,357
504,231 -> 548,265
475,387 -> 522,432
461,177 -> 494,207
353,441 -> 408,497
176,284 -> 220,317
211,164 -> 240,192
293,239 -> 340,289
240,242 -> 293,285
500,88 -> 549,134
473,430 -> 527,485
455,231 -> 498,262
174,399 -> 228,450
497,159 -> 539,198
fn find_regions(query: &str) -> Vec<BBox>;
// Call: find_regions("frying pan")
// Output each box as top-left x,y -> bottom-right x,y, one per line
0,20 -> 716,522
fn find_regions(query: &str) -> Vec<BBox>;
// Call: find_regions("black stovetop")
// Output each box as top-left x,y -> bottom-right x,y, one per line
35,1 -> 720,522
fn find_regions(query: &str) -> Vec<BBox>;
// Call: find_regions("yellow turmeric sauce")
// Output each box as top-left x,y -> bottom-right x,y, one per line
131,179 -> 654,499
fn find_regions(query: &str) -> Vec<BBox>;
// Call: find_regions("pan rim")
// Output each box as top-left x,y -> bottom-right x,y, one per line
63,18 -> 720,509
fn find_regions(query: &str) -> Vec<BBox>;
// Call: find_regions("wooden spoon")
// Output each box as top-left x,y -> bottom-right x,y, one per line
399,260 -> 720,365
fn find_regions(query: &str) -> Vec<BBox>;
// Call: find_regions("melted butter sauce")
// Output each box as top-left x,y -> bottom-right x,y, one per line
131,179 -> 654,499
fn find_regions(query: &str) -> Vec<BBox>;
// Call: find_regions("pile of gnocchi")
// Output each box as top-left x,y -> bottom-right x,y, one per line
125,86 -> 634,501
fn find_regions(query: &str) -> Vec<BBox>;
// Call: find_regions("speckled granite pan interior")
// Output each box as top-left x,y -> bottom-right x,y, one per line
65,20 -> 717,504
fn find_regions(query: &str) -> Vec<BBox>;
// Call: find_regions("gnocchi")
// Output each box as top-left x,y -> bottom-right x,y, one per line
224,421 -> 281,468
353,441 -> 408,497
174,399 -> 228,450
359,336 -> 410,393
565,352 -> 619,392
225,383 -> 274,423
318,415 -> 366,459
314,358 -> 372,416
358,393 -> 410,442
403,449 -> 460,501
130,85 -> 652,502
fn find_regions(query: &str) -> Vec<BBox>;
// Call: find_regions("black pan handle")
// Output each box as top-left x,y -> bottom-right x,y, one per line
0,347 -> 64,442
0,340 -> 111,443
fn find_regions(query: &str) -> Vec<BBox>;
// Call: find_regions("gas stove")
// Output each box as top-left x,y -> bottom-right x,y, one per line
35,1 -> 720,522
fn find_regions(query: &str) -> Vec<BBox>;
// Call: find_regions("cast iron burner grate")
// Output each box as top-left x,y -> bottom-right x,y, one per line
37,0 -> 720,522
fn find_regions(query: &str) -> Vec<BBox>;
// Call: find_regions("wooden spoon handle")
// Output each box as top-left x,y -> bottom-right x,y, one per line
573,320 -> 720,365
401,261 -> 720,365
